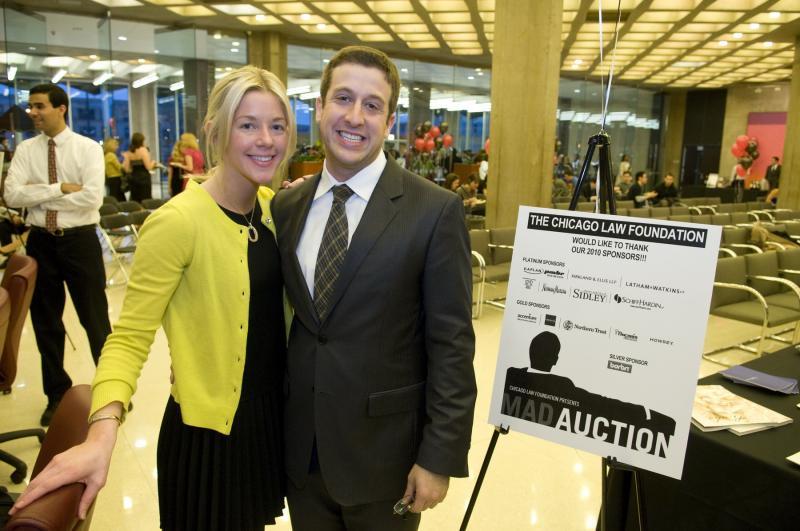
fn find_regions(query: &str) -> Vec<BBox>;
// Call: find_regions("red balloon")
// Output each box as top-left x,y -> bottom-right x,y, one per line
442,133 -> 453,147
429,126 -> 441,138
414,138 -> 425,151
735,135 -> 749,148
424,131 -> 434,141
425,138 -> 435,152
484,138 -> 490,153
731,144 -> 745,158
736,164 -> 746,177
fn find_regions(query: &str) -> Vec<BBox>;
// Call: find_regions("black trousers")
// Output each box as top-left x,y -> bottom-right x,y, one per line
106,177 -> 125,201
26,227 -> 111,402
287,470 -> 420,531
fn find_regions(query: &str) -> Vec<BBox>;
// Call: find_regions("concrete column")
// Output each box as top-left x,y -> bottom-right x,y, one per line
486,0 -> 562,227
128,82 -> 161,197
409,83 -> 431,141
660,90 -> 686,181
780,37 -> 800,208
182,59 -> 214,142
247,31 -> 288,85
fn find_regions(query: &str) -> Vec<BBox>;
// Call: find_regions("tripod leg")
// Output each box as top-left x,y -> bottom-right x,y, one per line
570,137 -> 598,211
460,427 -> 507,531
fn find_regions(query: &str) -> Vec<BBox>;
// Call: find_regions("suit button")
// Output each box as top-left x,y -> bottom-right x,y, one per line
318,334 -> 327,344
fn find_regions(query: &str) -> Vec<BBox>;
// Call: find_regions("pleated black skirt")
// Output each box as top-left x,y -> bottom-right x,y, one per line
156,388 -> 285,531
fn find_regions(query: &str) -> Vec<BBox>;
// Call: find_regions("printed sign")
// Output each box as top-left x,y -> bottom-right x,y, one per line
488,207 -> 722,479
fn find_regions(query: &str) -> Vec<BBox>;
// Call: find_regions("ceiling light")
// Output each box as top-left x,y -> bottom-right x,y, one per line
232,42 -> 240,46
769,11 -> 781,19
317,23 -> 327,29
573,59 -> 583,65
90,54 -> 99,59
28,46 -> 36,51
475,67 -> 481,72
256,14 -> 266,21
231,48 -> 239,53
214,32 -> 222,39
132,73 -> 159,88
7,66 -> 17,81
154,49 -> 160,54
117,35 -> 127,41
719,40 -> 728,46
401,67 -> 408,73
574,89 -> 580,93
51,69 -> 67,83
225,67 -> 232,71
323,59 -> 330,63
137,58 -> 145,64
301,13 -> 312,21
749,23 -> 760,30
467,75 -> 474,80
169,81 -> 184,91
287,85 -> 312,96
764,41 -> 773,47
299,90 -> 320,100
733,32 -> 742,39
477,71 -> 484,76
92,72 -> 113,86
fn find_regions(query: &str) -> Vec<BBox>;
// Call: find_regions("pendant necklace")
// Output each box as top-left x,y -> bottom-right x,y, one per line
243,203 -> 259,243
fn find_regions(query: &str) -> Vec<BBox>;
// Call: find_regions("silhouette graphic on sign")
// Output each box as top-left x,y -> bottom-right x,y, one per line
501,331 -> 676,457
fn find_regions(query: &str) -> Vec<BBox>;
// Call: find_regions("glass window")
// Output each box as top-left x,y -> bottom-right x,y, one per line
68,81 -> 105,142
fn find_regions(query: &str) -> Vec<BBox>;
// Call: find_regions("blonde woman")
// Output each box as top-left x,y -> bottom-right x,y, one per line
167,139 -> 192,197
12,65 -> 296,531
103,137 -> 125,201
180,132 -> 205,175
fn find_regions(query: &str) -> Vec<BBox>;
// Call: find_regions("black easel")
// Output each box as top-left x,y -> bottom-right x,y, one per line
460,130 -> 647,531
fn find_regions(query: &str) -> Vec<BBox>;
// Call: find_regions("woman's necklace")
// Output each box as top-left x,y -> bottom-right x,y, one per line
243,203 -> 259,243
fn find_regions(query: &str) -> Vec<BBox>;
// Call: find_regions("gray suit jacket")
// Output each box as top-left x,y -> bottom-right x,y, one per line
272,156 -> 477,506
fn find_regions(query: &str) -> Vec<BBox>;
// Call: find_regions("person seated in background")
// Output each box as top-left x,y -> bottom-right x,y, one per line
580,177 -> 598,202
457,173 -> 480,215
654,172 -> 679,206
445,172 -> 460,193
551,174 -> 571,203
615,170 -> 633,199
627,171 -> 657,208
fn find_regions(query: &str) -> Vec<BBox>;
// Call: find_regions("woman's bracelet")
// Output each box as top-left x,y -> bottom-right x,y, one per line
88,413 -> 122,426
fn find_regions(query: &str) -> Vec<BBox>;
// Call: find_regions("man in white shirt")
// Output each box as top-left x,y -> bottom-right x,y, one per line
5,83 -> 111,426
272,46 -> 476,531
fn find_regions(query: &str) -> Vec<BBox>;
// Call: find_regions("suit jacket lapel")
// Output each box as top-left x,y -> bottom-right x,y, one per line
322,159 -> 404,322
286,174 -> 321,326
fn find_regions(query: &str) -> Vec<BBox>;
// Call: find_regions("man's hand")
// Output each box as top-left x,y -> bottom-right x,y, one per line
60,183 -> 82,194
402,464 -> 449,513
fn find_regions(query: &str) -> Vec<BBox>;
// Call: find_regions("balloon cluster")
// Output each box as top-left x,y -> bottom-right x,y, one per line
730,134 -> 759,177
413,120 -> 453,152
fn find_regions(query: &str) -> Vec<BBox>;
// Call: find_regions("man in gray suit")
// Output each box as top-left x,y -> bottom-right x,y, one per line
272,46 -> 477,530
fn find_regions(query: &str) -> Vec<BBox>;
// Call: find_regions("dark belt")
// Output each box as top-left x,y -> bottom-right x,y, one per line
31,224 -> 96,237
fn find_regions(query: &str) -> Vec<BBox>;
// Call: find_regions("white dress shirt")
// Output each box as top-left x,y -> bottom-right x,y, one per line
5,127 -> 104,228
296,151 -> 386,298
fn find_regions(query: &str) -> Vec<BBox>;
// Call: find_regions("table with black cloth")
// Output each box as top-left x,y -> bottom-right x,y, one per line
604,346 -> 800,531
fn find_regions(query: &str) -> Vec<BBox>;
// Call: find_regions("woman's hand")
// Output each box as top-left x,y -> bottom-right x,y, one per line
10,405 -> 121,520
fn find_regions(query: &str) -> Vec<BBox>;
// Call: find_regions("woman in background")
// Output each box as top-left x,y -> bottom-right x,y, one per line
103,137 -> 125,201
167,138 -> 193,197
122,132 -> 158,202
12,65 -> 296,531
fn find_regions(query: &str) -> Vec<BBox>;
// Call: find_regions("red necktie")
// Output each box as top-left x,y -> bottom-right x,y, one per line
45,139 -> 58,232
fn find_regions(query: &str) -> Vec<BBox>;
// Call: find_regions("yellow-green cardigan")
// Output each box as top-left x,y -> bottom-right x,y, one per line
91,179 -> 291,435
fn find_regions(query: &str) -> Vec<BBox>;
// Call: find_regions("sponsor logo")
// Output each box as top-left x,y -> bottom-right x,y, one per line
608,360 -> 632,374
615,329 -> 638,342
562,320 -> 607,335
540,283 -> 567,295
571,273 -> 618,285
522,277 -> 536,289
649,337 -> 675,346
613,294 -> 664,311
523,266 -> 544,275
572,288 -> 607,303
516,299 -> 550,310
544,269 -> 566,278
516,313 -> 537,323
545,314 -> 557,326
623,280 -> 685,295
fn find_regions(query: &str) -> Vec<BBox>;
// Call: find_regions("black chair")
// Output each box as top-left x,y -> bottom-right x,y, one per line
98,203 -> 119,216
116,201 -> 143,213
102,196 -> 118,205
99,213 -> 138,285
141,198 -> 167,210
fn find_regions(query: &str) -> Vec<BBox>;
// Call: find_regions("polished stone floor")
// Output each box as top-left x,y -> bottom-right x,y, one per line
0,270 -> 782,530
